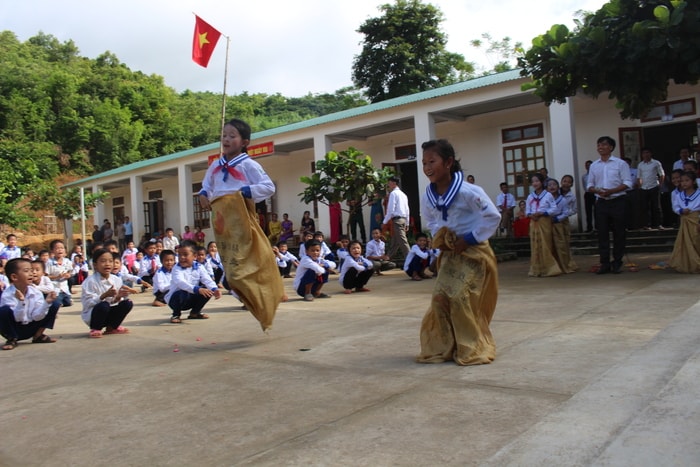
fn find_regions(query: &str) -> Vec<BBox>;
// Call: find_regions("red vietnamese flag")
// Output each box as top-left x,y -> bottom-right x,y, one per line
192,15 -> 222,68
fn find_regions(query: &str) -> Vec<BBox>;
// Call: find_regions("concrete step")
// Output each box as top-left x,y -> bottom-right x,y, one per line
491,228 -> 678,257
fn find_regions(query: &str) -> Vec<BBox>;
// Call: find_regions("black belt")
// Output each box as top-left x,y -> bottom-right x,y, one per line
596,196 -> 625,202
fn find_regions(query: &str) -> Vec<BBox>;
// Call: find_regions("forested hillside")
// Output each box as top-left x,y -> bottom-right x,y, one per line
0,31 -> 367,227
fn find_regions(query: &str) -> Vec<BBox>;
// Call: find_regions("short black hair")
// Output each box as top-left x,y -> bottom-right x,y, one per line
304,239 -> 322,250
5,258 -> 30,280
160,249 -> 176,261
597,136 -> 616,150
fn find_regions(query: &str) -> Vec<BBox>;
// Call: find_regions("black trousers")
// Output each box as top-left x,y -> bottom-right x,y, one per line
341,268 -> 373,290
595,196 -> 626,266
639,187 -> 662,228
90,300 -> 133,331
584,192 -> 596,231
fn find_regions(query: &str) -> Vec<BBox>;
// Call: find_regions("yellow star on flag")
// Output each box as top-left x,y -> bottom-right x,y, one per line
198,32 -> 210,49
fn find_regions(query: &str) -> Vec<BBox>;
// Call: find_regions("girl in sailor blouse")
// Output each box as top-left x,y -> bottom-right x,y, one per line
416,139 -> 501,366
669,171 -> 700,273
526,173 -> 562,277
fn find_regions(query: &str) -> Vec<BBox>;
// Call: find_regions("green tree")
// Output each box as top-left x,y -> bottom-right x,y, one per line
470,33 -> 523,74
352,0 -> 474,103
518,0 -> 700,119
299,148 -> 394,229
0,140 -> 59,227
28,184 -> 110,221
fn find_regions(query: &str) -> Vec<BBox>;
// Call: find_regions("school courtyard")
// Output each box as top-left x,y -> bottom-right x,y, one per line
1,252 -> 699,466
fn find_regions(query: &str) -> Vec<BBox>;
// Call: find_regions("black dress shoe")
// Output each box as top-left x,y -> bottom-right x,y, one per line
596,264 -> 611,275
612,263 -> 623,274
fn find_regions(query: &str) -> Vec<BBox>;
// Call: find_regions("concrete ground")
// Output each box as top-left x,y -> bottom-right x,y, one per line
1,252 -> 699,466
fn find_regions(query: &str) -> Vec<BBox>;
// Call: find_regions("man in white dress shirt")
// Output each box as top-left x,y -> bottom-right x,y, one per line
382,177 -> 411,263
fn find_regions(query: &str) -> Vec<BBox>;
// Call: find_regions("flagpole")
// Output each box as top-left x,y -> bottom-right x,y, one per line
220,35 -> 230,155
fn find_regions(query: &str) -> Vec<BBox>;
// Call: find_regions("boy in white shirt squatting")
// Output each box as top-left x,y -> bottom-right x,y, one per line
81,249 -> 133,338
165,244 -> 221,324
293,239 -> 335,302
0,258 -> 59,350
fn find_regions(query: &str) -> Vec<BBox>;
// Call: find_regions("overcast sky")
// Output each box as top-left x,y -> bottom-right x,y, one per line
3,0 -> 607,97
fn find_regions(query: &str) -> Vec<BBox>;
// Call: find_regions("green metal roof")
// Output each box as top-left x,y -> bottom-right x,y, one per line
253,69 -> 524,138
64,69 -> 524,188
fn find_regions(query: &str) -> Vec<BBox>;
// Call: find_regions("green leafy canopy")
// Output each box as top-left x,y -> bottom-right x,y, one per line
518,0 -> 700,119
298,147 -> 394,218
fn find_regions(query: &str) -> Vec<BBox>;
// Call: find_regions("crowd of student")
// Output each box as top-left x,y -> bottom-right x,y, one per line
490,141 -> 700,276
2,130 -> 697,370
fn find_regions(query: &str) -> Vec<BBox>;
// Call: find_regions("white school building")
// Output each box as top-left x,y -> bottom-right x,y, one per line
65,70 -> 699,244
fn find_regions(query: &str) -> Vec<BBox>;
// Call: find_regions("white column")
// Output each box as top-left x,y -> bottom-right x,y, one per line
313,134 -> 332,235
178,165 -> 193,231
92,184 -> 104,227
413,112 -> 436,199
130,175 -> 144,243
548,98 -> 582,230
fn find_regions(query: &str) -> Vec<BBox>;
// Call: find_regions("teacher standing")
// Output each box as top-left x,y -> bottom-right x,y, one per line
383,176 -> 411,262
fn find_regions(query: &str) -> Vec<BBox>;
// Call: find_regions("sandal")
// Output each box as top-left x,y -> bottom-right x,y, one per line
170,317 -> 182,324
315,293 -> 331,299
303,294 -> 315,302
89,330 -> 103,338
343,289 -> 353,294
355,287 -> 370,293
2,338 -> 18,350
104,326 -> 129,335
187,313 -> 209,319
32,334 -> 56,343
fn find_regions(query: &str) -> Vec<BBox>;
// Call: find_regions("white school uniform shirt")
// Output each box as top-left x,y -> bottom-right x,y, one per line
298,243 -> 307,259
586,156 -> 633,199
152,267 -> 173,295
293,256 -> 336,291
560,190 -> 577,218
1,246 -> 22,260
199,154 -> 275,204
672,189 -> 700,214
34,275 -> 56,295
320,241 -> 332,258
339,255 -> 372,284
0,273 -> 9,290
0,284 -> 50,324
525,190 -> 558,217
72,262 -> 88,276
116,265 -> 142,285
206,253 -> 223,272
551,194 -> 567,222
80,272 -> 126,326
275,250 -> 298,268
403,245 -> 430,272
165,262 -> 218,304
365,239 -> 386,258
422,180 -> 501,244
162,236 -> 179,251
673,158 -> 696,171
138,254 -> 162,278
197,260 -> 215,280
495,192 -> 516,212
46,257 -> 74,294
336,248 -> 348,262
637,159 -> 665,190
